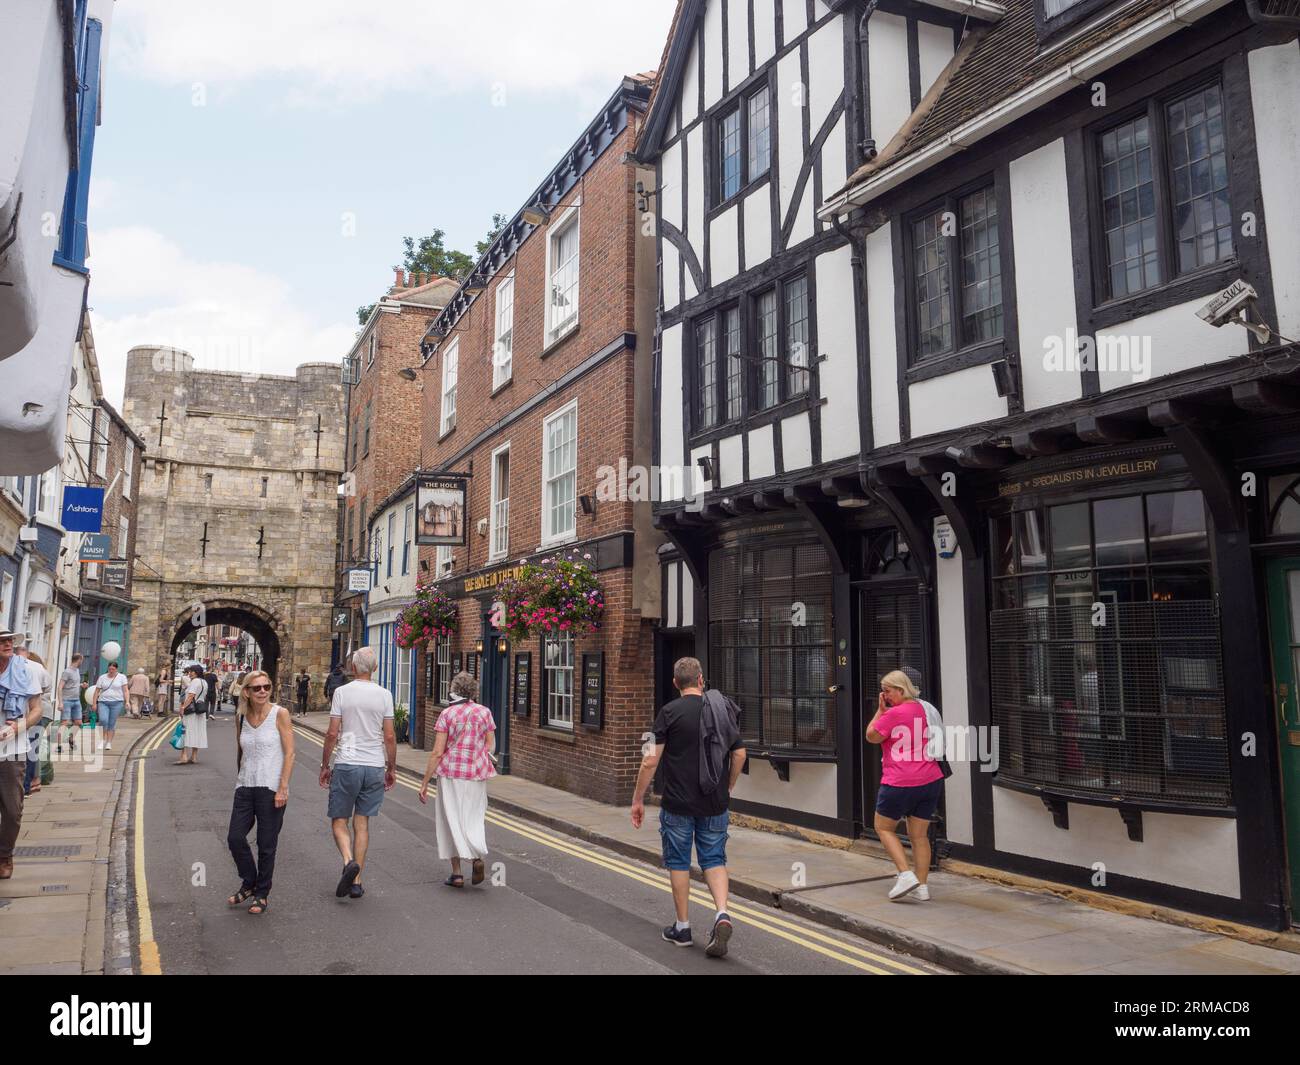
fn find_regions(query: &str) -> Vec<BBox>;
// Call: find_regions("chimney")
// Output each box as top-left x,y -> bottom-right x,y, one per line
418,272 -> 429,288
394,267 -> 405,290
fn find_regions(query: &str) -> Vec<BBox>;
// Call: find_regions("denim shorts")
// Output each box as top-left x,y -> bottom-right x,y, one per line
659,808 -> 729,872
875,778 -> 943,822
328,763 -> 385,819
98,700 -> 122,731
62,700 -> 82,722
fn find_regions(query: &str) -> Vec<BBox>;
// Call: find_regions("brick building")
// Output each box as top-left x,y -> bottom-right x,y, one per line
411,74 -> 664,805
76,399 -> 146,679
337,273 -> 458,664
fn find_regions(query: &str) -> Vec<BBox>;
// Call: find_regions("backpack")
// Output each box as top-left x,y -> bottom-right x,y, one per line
699,689 -> 742,795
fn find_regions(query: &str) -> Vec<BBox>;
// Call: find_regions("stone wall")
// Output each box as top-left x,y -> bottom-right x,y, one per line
122,348 -> 344,705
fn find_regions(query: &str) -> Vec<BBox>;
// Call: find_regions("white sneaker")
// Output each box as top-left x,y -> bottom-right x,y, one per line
914,884 -> 930,901
888,870 -> 919,900
104,742 -> 111,750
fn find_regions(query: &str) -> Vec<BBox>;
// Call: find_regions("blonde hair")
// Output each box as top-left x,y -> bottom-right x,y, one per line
236,670 -> 272,717
880,669 -> 920,701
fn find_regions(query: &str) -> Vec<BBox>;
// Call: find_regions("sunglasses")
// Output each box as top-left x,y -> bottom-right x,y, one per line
247,684 -> 271,693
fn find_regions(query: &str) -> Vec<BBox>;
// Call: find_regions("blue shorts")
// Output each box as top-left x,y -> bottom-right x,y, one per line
98,701 -> 122,731
328,763 -> 385,819
875,778 -> 943,822
62,700 -> 82,722
659,808 -> 729,872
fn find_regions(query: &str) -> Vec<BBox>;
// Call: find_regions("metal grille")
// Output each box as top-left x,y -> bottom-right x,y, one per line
709,539 -> 835,753
990,600 -> 1230,806
864,589 -> 924,693
13,845 -> 82,858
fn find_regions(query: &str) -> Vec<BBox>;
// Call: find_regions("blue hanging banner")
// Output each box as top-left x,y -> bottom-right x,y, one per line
62,486 -> 104,532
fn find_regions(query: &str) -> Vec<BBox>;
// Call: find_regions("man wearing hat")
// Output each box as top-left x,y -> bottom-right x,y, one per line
0,628 -> 44,879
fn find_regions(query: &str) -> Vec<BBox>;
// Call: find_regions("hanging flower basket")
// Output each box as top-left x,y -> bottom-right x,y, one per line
498,552 -> 605,644
396,579 -> 459,650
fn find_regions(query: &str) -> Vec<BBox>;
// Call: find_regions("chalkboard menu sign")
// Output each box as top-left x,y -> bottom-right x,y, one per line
468,653 -> 478,679
513,653 -> 531,717
580,652 -> 604,729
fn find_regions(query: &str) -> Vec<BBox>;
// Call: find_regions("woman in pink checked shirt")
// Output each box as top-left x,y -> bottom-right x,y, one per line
418,671 -> 497,888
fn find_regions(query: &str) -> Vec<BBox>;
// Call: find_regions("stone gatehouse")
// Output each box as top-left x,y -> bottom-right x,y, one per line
121,346 -> 345,708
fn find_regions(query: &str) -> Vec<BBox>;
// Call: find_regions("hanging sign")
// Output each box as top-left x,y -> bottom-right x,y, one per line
933,518 -> 957,559
79,534 -> 111,562
102,562 -> 128,587
415,474 -> 469,546
61,486 -> 104,533
347,568 -> 372,592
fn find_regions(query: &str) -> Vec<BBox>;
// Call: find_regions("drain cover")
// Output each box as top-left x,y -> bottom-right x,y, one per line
14,845 -> 83,858
40,884 -> 69,893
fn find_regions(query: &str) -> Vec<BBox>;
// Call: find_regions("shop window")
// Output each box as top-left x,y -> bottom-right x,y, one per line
989,488 -> 1229,807
544,631 -> 574,729
708,537 -> 835,754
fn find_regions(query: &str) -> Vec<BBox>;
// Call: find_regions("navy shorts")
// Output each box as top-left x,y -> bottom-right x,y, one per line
659,808 -> 729,872
328,763 -> 385,819
875,778 -> 943,821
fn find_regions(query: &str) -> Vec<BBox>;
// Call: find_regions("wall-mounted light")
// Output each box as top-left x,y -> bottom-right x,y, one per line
464,274 -> 487,293
475,639 -> 484,654
398,367 -> 419,381
990,358 -> 1017,399
521,203 -> 551,226
497,637 -> 508,655
579,494 -> 595,516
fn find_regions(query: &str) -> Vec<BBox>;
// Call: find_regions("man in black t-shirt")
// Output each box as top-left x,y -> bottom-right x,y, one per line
296,670 -> 310,716
631,657 -> 746,958
203,666 -> 219,719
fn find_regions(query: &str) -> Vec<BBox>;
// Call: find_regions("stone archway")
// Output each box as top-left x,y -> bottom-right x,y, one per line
161,596 -> 295,707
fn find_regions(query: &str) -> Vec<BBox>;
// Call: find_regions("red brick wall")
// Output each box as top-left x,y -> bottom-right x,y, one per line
412,117 -> 658,804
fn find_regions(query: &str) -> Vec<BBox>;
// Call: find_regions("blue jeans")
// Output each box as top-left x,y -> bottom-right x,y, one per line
23,729 -> 40,793
659,808 -> 729,872
98,700 -> 122,731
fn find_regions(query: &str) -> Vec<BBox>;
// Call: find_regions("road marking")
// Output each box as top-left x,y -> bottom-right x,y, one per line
132,721 -> 172,975
290,726 -> 927,975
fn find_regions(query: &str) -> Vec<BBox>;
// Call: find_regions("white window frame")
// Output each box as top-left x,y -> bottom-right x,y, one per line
386,511 -> 396,579
489,442 -> 510,561
544,203 -> 581,342
544,630 -> 575,730
396,643 -> 411,710
0,572 -> 13,630
493,274 -> 515,389
440,337 -> 459,436
540,402 -> 577,546
118,515 -> 129,557
36,467 -> 59,522
436,635 -> 451,703
123,437 -> 134,500
436,545 -> 453,575
402,502 -> 413,576
367,332 -> 377,368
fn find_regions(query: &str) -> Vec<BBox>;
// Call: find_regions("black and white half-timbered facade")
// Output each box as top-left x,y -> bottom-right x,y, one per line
641,0 -> 1300,929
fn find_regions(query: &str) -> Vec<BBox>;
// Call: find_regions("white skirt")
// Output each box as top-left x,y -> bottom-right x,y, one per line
435,777 -> 489,861
183,713 -> 209,750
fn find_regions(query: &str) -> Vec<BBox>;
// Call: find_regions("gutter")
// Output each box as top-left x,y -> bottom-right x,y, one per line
818,0 -> 1236,218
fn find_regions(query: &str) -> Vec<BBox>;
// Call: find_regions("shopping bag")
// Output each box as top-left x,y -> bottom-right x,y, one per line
169,720 -> 186,751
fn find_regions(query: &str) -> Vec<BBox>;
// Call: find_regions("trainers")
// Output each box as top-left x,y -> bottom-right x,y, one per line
705,914 -> 733,958
914,884 -> 930,901
888,870 -> 920,900
661,924 -> 693,947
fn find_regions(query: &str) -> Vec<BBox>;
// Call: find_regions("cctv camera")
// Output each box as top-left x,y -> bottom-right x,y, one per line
1197,280 -> 1258,328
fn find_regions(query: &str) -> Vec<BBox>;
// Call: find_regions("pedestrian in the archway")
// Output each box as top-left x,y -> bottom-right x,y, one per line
154,667 -> 170,717
128,668 -> 150,718
319,647 -> 394,901
295,668 -> 310,717
176,665 -> 209,765
203,664 -> 219,720
226,670 -> 293,915
418,671 -> 495,888
866,669 -> 944,902
90,662 -> 129,751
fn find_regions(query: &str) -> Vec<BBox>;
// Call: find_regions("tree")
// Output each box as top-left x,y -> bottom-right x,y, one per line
476,213 -> 509,257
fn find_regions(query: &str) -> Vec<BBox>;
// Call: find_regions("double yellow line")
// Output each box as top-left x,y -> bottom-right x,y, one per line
132,719 -> 177,975
293,725 -> 928,975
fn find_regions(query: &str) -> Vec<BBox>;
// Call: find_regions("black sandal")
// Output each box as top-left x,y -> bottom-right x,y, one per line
248,896 -> 269,915
471,859 -> 485,885
443,874 -> 464,888
227,887 -> 254,907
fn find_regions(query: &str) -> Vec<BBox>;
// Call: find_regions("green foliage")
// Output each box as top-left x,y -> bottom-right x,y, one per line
498,551 -> 605,644
476,213 -> 509,257
397,579 -> 459,649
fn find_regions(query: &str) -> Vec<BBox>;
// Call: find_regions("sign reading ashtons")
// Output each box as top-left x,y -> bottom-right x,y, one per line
79,534 -> 111,562
415,474 -> 468,547
346,568 -> 372,592
61,486 -> 104,533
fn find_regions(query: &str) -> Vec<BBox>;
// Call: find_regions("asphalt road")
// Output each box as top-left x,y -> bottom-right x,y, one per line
130,712 -> 947,976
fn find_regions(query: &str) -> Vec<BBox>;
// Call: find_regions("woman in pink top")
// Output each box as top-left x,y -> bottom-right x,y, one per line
867,669 -> 943,902
418,671 -> 496,888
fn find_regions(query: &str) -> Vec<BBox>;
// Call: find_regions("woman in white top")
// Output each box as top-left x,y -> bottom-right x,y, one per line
226,670 -> 294,915
175,665 -> 208,765
91,663 -> 130,750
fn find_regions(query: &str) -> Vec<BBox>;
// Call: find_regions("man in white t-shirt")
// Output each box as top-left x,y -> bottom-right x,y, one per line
0,628 -> 43,880
319,647 -> 395,901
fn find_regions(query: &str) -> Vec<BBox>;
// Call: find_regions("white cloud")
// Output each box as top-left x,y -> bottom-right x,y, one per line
86,226 -> 357,407
112,0 -> 676,105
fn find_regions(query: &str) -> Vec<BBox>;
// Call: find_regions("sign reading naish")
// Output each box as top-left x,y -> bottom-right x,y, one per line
999,457 -> 1163,497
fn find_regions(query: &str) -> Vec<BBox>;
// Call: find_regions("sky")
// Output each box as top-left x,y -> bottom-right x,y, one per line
86,0 -> 680,408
